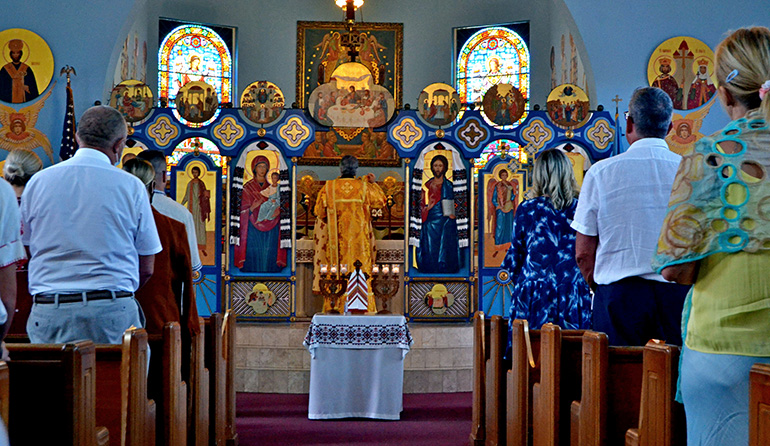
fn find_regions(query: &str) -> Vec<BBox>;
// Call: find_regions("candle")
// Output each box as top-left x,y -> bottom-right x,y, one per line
393,265 -> 400,275
331,266 -> 338,275
372,265 -> 380,274
382,265 -> 390,274
341,264 -> 348,274
321,264 -> 328,274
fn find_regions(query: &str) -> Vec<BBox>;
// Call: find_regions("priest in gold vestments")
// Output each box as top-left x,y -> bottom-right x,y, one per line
312,155 -> 386,313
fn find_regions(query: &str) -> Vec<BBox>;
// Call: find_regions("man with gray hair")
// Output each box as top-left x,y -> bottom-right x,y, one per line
20,105 -> 161,344
572,87 -> 689,346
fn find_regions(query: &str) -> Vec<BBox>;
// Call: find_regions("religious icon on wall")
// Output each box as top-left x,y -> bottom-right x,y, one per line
666,101 -> 714,156
296,21 -> 403,109
546,83 -> 590,128
174,81 -> 219,124
648,37 -> 717,111
424,284 -> 455,315
307,62 -> 395,129
110,80 -> 154,123
231,148 -> 288,273
246,283 -> 277,314
240,80 -> 285,125
411,146 -> 462,274
176,161 -> 215,265
481,83 -> 525,127
0,86 -> 54,162
300,127 -> 399,167
483,163 -> 524,267
0,29 -> 54,104
417,83 -> 461,127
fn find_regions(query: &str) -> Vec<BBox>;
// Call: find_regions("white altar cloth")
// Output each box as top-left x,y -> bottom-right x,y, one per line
303,314 -> 412,420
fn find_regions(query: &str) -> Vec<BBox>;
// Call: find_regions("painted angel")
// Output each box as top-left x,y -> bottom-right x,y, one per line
314,32 -> 343,85
0,86 -> 54,162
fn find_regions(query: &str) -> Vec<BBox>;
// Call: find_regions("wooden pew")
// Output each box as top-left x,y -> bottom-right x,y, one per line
532,324 -> 586,446
148,322 -> 188,446
205,313 -> 226,446
570,331 -> 644,446
0,361 -> 7,427
6,340 -> 109,446
188,317 -> 210,446
95,327 -> 156,446
223,310 -> 239,446
470,311 -> 490,446
750,363 -> 770,446
485,315 -> 508,446
507,319 -> 541,446
625,341 -> 685,446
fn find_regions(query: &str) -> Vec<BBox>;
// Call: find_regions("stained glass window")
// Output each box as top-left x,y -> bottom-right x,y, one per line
455,24 -> 530,126
158,21 -> 233,127
473,139 -> 522,179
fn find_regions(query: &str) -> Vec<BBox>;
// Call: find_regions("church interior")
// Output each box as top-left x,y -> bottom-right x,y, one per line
1,0 -> 770,445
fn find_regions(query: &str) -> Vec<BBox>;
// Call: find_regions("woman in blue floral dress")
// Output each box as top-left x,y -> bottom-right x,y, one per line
501,149 -> 591,353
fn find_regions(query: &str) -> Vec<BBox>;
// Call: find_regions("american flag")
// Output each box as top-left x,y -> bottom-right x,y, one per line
59,84 -> 78,160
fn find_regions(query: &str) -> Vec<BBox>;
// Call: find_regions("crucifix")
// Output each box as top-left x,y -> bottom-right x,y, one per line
612,95 -> 622,120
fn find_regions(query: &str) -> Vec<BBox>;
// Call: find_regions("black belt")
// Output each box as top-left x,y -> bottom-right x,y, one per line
33,290 -> 133,304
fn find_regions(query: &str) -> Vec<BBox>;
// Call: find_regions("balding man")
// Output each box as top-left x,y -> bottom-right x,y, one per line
21,105 -> 161,344
137,149 -> 203,272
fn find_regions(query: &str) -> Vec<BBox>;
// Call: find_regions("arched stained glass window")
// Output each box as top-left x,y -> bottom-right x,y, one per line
473,139 -> 522,179
455,25 -> 530,119
158,23 -> 233,127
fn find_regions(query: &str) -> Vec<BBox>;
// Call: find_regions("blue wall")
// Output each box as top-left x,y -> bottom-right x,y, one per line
1,0 -> 768,163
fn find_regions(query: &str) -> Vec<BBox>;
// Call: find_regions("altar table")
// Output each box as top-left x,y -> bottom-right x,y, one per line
303,314 -> 413,420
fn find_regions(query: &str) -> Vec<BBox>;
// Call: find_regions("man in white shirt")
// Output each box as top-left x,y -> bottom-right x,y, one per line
20,105 -> 162,344
137,149 -> 203,272
0,179 -> 24,339
572,87 -> 689,346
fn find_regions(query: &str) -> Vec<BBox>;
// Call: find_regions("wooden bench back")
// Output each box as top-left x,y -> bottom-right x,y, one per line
223,309 -> 239,446
570,331 -> 644,446
205,313 -> 226,446
6,340 -> 106,446
485,315 -> 508,446
750,363 -> 770,446
532,324 -> 586,446
95,328 -> 156,446
148,322 -> 188,446
625,341 -> 685,446
507,319 -> 542,446
188,317 -> 210,446
470,311 -> 490,446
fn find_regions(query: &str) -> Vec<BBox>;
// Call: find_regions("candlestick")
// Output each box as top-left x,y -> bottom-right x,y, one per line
393,265 -> 400,275
341,264 -> 348,274
321,264 -> 328,274
382,265 -> 390,274
372,265 -> 379,274
331,266 -> 338,275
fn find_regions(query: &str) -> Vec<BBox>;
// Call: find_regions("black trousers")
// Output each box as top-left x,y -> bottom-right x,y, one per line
593,277 -> 689,346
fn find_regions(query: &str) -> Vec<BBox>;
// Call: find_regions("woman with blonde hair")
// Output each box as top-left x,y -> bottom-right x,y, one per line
500,149 -> 591,356
3,149 -> 42,203
653,26 -> 770,445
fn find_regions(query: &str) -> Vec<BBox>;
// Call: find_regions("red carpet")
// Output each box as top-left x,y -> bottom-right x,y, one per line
236,392 -> 472,446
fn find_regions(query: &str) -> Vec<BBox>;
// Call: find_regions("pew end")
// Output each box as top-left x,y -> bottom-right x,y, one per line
750,363 -> 770,446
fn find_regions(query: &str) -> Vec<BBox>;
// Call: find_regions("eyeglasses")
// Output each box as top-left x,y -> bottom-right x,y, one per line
624,111 -> 630,121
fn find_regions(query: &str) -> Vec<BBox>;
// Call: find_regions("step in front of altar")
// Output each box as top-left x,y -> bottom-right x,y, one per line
234,323 -> 473,394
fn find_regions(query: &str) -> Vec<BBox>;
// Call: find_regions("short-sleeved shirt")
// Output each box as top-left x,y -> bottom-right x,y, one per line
571,138 -> 681,284
151,190 -> 203,272
21,148 -> 162,294
0,180 -> 23,325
